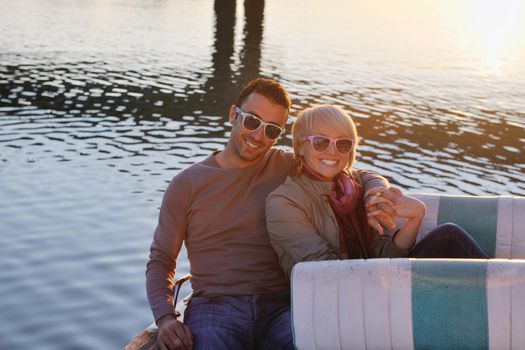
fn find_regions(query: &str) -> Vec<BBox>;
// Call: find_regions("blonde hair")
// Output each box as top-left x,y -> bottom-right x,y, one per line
291,104 -> 359,173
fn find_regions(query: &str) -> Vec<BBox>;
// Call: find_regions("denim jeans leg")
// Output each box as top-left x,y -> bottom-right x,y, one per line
410,223 -> 489,258
184,296 -> 253,350
255,296 -> 294,350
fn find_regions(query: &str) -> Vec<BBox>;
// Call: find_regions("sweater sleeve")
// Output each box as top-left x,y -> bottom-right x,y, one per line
146,173 -> 190,322
355,168 -> 389,196
355,169 -> 408,257
266,189 -> 339,280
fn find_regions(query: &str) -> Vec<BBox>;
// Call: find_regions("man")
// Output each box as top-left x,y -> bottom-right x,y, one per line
146,78 -> 390,350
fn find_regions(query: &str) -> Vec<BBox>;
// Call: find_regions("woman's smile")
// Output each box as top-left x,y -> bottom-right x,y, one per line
301,130 -> 349,180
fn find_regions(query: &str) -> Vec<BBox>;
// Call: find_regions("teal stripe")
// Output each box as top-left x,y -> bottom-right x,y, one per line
412,260 -> 488,350
438,196 -> 498,257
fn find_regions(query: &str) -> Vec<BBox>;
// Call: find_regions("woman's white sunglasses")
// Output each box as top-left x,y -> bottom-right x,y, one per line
303,135 -> 355,154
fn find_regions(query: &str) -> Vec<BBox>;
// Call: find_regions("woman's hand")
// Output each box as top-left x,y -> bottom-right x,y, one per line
366,187 -> 426,250
365,188 -> 426,233
364,187 -> 398,235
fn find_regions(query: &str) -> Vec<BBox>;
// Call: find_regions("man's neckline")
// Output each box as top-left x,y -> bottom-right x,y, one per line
212,149 -> 273,170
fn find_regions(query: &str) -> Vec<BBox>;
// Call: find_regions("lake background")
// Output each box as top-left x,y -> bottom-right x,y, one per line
1,0 -> 524,348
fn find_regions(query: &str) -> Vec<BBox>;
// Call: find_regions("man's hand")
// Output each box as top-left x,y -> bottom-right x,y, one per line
156,314 -> 193,350
388,191 -> 426,219
364,187 -> 401,235
365,187 -> 426,235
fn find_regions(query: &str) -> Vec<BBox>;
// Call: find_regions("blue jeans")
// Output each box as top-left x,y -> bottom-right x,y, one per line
184,292 -> 293,350
410,223 -> 489,258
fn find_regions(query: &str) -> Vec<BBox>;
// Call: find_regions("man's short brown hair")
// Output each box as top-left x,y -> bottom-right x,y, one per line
236,78 -> 291,112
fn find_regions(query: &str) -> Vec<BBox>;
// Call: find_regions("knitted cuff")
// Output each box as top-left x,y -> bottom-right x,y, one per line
153,303 -> 176,323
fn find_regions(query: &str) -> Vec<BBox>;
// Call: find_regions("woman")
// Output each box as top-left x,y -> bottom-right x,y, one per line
265,105 -> 487,279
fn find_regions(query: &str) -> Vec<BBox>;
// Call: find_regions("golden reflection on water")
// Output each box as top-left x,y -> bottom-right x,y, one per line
457,0 -> 525,74
270,0 -> 525,76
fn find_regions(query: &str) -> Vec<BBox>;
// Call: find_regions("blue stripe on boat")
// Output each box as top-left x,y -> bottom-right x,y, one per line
438,196 -> 498,257
412,260 -> 488,350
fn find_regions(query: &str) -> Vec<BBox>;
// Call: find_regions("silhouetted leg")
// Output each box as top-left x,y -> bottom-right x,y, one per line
410,223 -> 488,258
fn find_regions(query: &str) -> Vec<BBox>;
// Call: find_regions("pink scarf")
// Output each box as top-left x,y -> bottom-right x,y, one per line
302,163 -> 372,258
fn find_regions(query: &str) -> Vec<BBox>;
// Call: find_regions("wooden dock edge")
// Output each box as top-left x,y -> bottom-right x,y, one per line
124,324 -> 158,350
125,275 -> 192,349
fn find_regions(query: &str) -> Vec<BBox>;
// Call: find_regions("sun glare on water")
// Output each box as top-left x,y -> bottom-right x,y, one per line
458,0 -> 525,73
